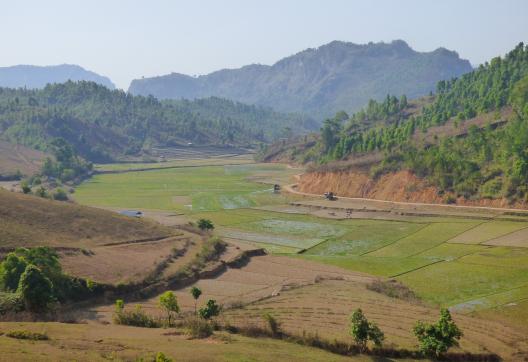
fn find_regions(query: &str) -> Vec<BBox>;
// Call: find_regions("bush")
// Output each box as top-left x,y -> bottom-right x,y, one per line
17,265 -> 54,313
113,300 -> 159,328
184,316 -> 213,338
34,186 -> 48,198
155,352 -> 173,362
0,292 -> 24,314
6,329 -> 49,340
262,313 -> 281,337
199,299 -> 220,320
52,188 -> 69,201
197,219 -> 214,231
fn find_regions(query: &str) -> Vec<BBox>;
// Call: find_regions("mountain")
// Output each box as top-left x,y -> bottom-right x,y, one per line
0,81 -> 315,162
0,64 -> 115,89
128,40 -> 473,118
262,43 -> 528,205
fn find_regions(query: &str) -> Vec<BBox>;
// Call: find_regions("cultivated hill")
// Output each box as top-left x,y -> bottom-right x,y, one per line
0,82 -> 315,162
128,40 -> 472,118
0,64 -> 115,89
263,42 -> 528,207
0,140 -> 47,178
0,189 -> 171,248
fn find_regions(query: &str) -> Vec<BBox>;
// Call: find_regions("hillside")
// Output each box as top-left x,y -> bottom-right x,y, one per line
0,189 -> 170,248
0,82 -> 315,162
266,42 -> 528,206
0,140 -> 47,178
129,40 -> 472,118
0,64 -> 115,89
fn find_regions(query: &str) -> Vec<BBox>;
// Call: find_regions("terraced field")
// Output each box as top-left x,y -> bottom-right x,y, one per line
74,159 -> 528,359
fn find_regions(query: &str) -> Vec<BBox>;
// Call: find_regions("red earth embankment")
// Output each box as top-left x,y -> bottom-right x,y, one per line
298,169 -> 528,209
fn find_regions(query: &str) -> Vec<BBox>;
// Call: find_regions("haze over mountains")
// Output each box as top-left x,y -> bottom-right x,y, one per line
0,64 -> 115,89
128,40 -> 473,118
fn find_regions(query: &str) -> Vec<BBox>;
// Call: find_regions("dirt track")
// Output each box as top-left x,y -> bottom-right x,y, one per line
284,179 -> 528,216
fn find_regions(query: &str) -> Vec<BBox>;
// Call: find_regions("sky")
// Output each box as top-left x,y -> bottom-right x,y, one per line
1,0 -> 527,89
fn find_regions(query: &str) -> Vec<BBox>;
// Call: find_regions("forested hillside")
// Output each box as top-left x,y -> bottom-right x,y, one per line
0,81 -> 314,162
129,40 -> 472,118
267,43 -> 528,204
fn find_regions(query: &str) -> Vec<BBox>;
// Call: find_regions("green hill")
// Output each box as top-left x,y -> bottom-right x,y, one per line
0,82 -> 315,162
265,42 -> 528,203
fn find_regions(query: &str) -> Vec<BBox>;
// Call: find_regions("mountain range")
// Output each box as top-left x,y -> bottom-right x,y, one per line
128,40 -> 473,118
0,64 -> 115,89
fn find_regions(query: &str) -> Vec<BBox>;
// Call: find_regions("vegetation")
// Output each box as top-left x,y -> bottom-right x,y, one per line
197,218 -> 214,231
190,286 -> 202,314
40,137 -> 92,183
0,81 -> 314,162
183,315 -> 214,338
5,329 -> 49,340
275,43 -> 528,202
349,308 -> 384,352
413,308 -> 463,357
17,265 -> 54,312
113,299 -> 159,328
159,291 -> 179,326
262,313 -> 281,337
0,247 -> 99,313
199,299 -> 221,320
129,40 -> 471,118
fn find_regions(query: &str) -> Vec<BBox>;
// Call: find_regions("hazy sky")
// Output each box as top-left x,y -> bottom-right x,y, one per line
1,0 -> 526,89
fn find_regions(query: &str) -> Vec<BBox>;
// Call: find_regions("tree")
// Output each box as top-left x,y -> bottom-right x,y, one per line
197,219 -> 214,232
190,286 -> 202,314
159,291 -> 179,326
0,253 -> 28,291
413,308 -> 463,357
20,181 -> 31,194
17,265 -> 54,312
349,308 -> 384,352
199,299 -> 220,320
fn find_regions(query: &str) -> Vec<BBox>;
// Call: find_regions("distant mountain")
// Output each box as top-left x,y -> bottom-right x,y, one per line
129,40 -> 473,118
0,64 -> 115,89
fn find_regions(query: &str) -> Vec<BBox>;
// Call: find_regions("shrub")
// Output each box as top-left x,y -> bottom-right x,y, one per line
262,312 -> 281,337
413,308 -> 462,357
199,299 -> 220,320
52,188 -> 69,201
0,292 -> 24,314
6,329 -> 49,340
0,253 -> 28,292
184,316 -> 213,338
20,181 -> 31,194
113,300 -> 159,328
17,265 -> 54,313
197,219 -> 214,231
155,352 -> 173,362
34,186 -> 48,198
350,308 -> 384,352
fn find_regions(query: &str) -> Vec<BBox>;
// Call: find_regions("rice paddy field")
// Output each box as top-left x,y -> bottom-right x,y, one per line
75,160 -> 528,335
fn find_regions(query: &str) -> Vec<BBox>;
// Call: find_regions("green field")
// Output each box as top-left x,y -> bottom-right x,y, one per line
75,162 -> 528,316
76,164 -> 298,212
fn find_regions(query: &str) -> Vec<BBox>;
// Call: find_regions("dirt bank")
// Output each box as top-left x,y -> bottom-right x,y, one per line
298,170 -> 528,209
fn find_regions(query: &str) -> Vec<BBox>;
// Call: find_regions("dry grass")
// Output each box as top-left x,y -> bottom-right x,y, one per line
0,140 -> 47,177
0,189 -> 172,249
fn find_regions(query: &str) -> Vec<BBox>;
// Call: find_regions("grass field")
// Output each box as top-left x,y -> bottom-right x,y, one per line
76,164 -> 298,212
73,161 -> 528,325
0,322 -> 361,362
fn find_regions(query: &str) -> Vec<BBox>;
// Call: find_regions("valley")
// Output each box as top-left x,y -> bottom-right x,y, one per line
0,5 -> 526,360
